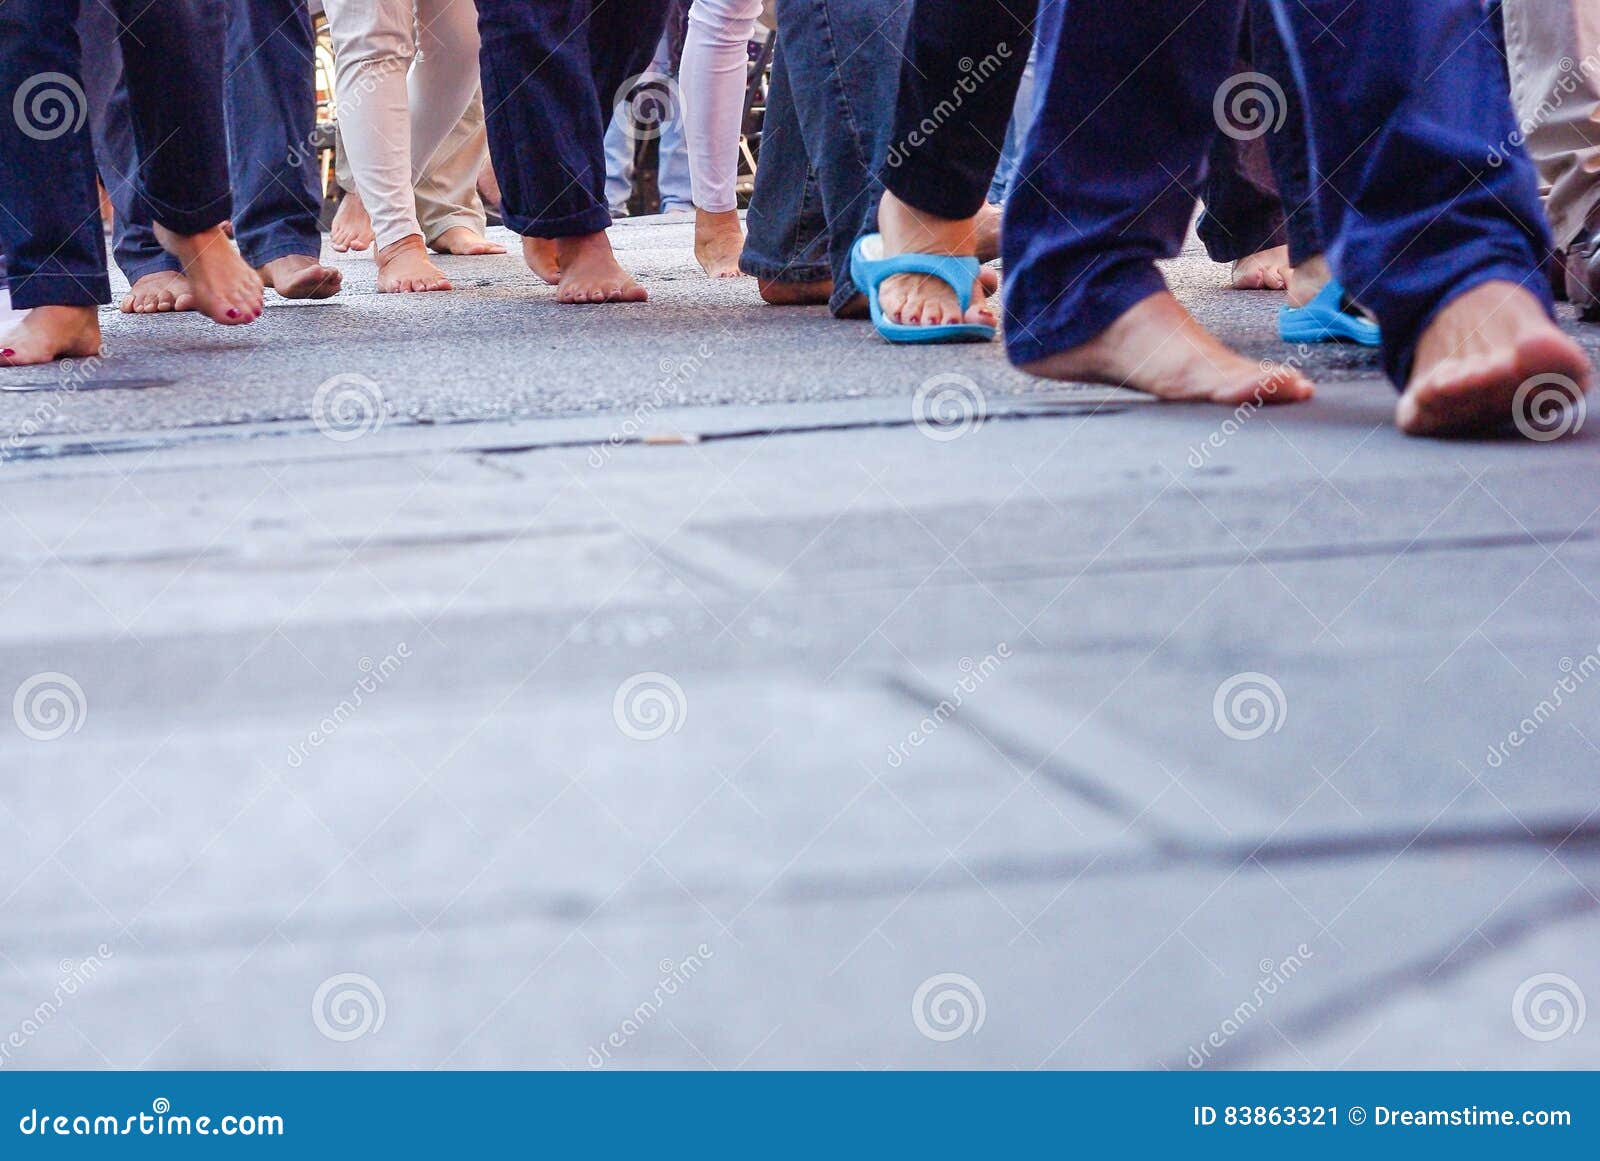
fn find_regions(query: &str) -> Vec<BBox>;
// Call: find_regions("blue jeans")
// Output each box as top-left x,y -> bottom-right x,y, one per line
1004,0 -> 1553,387
739,0 -> 909,314
0,0 -> 231,308
604,30 -> 693,214
476,0 -> 670,237
83,0 -> 324,282
988,45 -> 1039,206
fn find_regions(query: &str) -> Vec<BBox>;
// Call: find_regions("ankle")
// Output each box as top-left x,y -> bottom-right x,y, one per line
377,235 -> 427,264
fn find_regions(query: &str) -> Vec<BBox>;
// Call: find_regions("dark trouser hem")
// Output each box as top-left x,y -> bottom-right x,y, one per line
1381,261 -> 1553,389
737,255 -> 832,283
1004,263 -> 1167,369
881,154 -> 992,224
121,255 -> 183,284
240,235 -> 327,272
137,191 -> 234,239
500,205 -> 615,239
9,272 -> 112,310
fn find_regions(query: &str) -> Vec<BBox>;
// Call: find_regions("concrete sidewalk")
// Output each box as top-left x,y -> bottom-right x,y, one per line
1,218 -> 1598,1069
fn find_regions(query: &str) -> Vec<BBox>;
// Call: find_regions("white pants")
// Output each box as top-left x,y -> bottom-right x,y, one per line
681,0 -> 763,213
322,0 -> 482,251
1502,0 -> 1600,250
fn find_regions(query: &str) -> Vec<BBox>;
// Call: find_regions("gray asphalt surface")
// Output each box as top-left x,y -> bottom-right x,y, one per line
2,217 -> 1598,1069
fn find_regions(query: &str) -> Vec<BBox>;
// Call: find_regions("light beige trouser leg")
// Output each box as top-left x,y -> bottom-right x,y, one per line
415,88 -> 488,244
1502,0 -> 1600,250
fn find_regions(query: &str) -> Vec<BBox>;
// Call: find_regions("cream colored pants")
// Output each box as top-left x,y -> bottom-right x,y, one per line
322,0 -> 481,250
338,89 -> 489,244
1502,0 -> 1600,249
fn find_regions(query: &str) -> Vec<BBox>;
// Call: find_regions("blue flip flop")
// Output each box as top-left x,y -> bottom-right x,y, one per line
849,234 -> 996,344
1277,279 -> 1381,347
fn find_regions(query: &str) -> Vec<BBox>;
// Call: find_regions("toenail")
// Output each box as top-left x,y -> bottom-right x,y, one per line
1,349 -> 12,358
227,308 -> 240,319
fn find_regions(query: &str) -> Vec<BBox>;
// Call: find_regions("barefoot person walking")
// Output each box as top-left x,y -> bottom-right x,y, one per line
81,0 -> 342,317
474,0 -> 669,303
1003,0 -> 1588,434
0,0 -> 264,366
321,0 -> 483,293
680,0 -> 763,277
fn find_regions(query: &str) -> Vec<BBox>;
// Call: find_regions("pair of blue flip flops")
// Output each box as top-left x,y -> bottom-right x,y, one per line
850,234 -> 995,344
1278,279 -> 1380,347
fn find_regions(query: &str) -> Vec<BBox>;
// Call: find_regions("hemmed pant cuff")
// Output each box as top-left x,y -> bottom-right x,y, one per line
738,255 -> 831,283
239,235 -> 327,271
9,272 -> 112,309
881,154 -> 993,222
119,255 -> 183,284
502,203 -> 613,239
139,190 -> 234,238
1003,267 -> 1168,369
1382,260 -> 1554,390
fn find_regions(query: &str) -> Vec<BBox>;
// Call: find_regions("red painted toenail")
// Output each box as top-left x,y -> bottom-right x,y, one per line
1,349 -> 12,358
227,308 -> 240,319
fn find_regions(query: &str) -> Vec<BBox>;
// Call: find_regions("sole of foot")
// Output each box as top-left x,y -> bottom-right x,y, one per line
1021,289 -> 1316,405
430,226 -> 507,256
375,236 -> 452,294
522,236 -> 562,285
1231,245 -> 1291,291
0,305 -> 103,369
261,255 -> 342,301
554,233 -> 646,304
152,223 -> 263,325
1397,280 -> 1592,438
330,192 -> 374,253
694,209 -> 746,279
120,270 -> 196,314
874,191 -> 998,329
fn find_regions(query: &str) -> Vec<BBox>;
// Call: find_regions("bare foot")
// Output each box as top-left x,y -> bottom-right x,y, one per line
1286,253 -> 1333,308
0,306 -> 103,368
1231,245 -> 1291,291
430,226 -> 506,256
330,190 -> 373,253
522,236 -> 561,285
874,190 -> 997,329
1021,289 -> 1315,405
1397,280 -> 1592,437
694,208 -> 746,278
152,223 -> 263,325
260,254 -> 342,301
974,201 -> 1002,264
119,270 -> 195,314
554,232 -> 647,304
758,278 -> 832,305
375,235 -> 452,294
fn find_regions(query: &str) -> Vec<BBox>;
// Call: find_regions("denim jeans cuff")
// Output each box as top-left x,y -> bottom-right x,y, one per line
120,254 -> 183,284
502,203 -> 613,239
882,154 -> 993,221
1381,259 -> 1551,389
738,252 -> 832,283
137,189 -> 234,238
8,271 -> 112,309
1003,266 -> 1167,369
238,232 -> 325,271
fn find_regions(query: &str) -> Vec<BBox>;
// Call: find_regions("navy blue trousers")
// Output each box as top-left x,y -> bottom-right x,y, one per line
83,0 -> 324,283
475,0 -> 669,238
0,0 -> 231,309
1004,0 -> 1554,387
